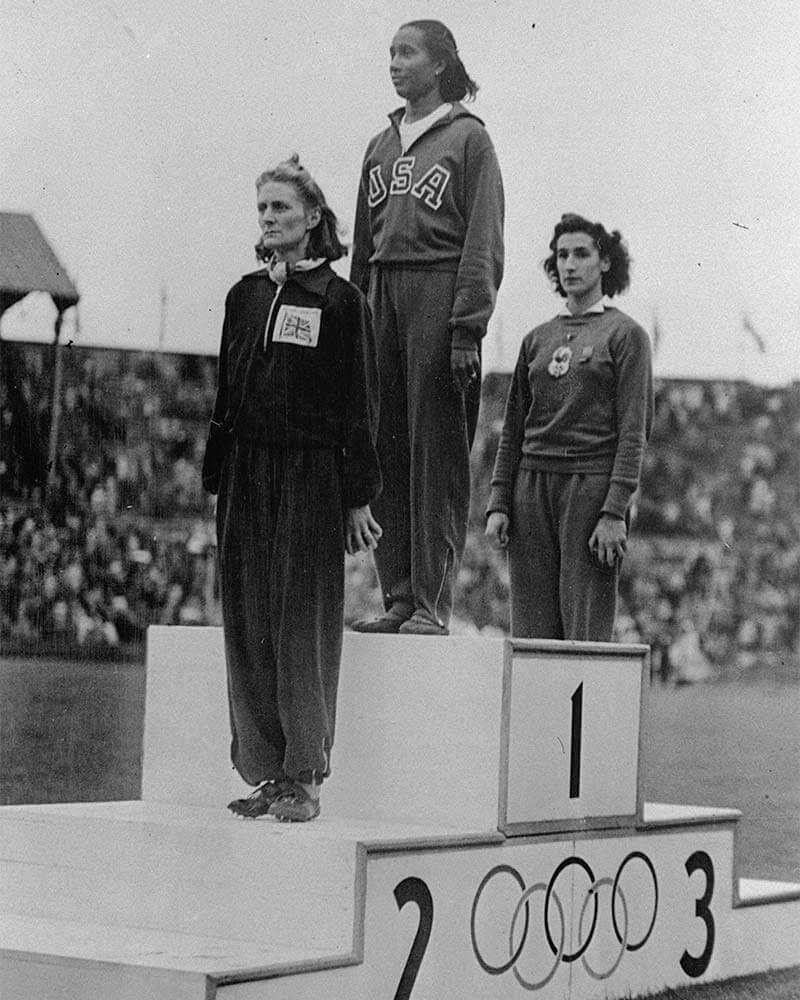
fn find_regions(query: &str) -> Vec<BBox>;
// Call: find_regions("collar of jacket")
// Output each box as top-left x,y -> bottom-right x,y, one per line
387,101 -> 485,132
240,261 -> 335,297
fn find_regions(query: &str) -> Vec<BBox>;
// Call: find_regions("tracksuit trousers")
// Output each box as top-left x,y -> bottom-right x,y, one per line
216,441 -> 344,786
509,469 -> 619,641
368,265 -> 481,628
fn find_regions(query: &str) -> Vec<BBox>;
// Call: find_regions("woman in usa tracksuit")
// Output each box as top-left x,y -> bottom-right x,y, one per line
350,19 -> 504,636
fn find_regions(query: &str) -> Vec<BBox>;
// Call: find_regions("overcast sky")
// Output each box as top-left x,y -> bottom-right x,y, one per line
3,0 -> 799,383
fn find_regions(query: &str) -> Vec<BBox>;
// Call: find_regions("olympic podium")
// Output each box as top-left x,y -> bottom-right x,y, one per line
1,627 -> 798,999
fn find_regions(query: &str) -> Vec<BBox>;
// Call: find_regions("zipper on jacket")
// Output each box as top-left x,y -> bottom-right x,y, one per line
263,284 -> 284,350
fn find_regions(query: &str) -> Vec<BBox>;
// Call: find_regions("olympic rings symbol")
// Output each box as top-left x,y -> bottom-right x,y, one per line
470,852 -> 659,990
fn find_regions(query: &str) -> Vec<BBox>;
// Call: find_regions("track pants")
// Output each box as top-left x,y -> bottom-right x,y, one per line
368,265 -> 481,628
509,469 -> 619,641
216,442 -> 344,786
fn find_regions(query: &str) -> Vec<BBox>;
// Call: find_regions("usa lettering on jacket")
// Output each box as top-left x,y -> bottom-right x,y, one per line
368,156 -> 451,210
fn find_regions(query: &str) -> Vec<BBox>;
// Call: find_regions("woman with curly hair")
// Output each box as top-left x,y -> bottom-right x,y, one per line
350,19 -> 504,636
485,214 -> 653,641
204,155 -> 382,821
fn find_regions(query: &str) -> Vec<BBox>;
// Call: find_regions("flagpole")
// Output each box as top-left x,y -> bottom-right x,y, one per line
46,309 -> 66,505
158,283 -> 167,351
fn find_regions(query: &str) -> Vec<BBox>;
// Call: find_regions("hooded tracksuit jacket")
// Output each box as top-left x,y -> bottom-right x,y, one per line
210,262 -> 380,786
351,103 -> 504,627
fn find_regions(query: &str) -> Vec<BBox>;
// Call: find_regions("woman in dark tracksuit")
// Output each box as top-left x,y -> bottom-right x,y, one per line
350,19 -> 504,636
485,214 -> 653,641
205,156 -> 381,822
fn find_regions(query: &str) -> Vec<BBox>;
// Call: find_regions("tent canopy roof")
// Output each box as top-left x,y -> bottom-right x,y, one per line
0,212 -> 79,313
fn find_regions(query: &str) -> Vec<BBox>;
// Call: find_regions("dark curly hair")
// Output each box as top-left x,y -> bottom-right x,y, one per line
254,154 -> 346,263
401,20 -> 478,102
543,213 -> 631,298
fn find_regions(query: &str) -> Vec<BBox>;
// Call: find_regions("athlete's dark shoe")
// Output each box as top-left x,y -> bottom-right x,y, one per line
268,782 -> 321,823
351,608 -> 411,633
398,613 -> 449,636
228,779 -> 288,818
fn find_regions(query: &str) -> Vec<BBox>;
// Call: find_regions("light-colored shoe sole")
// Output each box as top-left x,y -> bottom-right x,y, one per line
397,623 -> 449,636
350,618 -> 407,634
271,803 -> 321,823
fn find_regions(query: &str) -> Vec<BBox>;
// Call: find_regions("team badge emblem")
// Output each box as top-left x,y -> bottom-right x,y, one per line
272,305 -> 322,348
548,345 -> 573,378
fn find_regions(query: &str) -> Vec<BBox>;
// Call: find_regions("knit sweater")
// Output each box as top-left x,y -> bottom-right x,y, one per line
350,103 -> 504,345
487,307 -> 654,520
209,262 -> 381,508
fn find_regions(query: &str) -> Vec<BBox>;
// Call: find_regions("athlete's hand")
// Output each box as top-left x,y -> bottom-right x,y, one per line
485,512 -> 510,550
346,505 -> 383,555
451,343 -> 480,393
588,514 -> 627,567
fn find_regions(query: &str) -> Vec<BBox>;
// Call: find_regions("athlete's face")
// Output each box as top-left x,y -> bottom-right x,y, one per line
256,181 -> 319,261
389,27 -> 443,103
556,232 -> 610,303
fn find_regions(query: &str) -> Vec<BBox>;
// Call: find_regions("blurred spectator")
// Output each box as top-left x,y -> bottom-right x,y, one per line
0,503 -> 218,658
1,343 -> 797,674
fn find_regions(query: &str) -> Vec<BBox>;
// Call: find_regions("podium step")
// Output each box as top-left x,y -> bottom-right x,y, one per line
640,802 -> 742,827
2,798 -> 799,999
0,911 -> 331,977
0,800 -> 500,999
142,628 -> 651,835
0,800 -> 361,951
737,877 -> 800,906
0,799 -> 499,952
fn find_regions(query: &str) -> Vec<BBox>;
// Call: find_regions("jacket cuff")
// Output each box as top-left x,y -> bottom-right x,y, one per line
345,492 -> 371,510
343,471 -> 382,511
601,482 -> 633,521
485,487 -> 509,518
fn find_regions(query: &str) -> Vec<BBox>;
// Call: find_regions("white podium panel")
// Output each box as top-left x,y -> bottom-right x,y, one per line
361,828 -> 728,1000
142,628 -> 647,834
216,821 -> 800,1000
501,640 -> 647,835
142,627 -> 508,830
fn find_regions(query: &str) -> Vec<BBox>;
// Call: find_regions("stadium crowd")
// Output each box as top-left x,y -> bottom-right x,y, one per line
1,342 -> 798,678
1,343 -> 218,656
